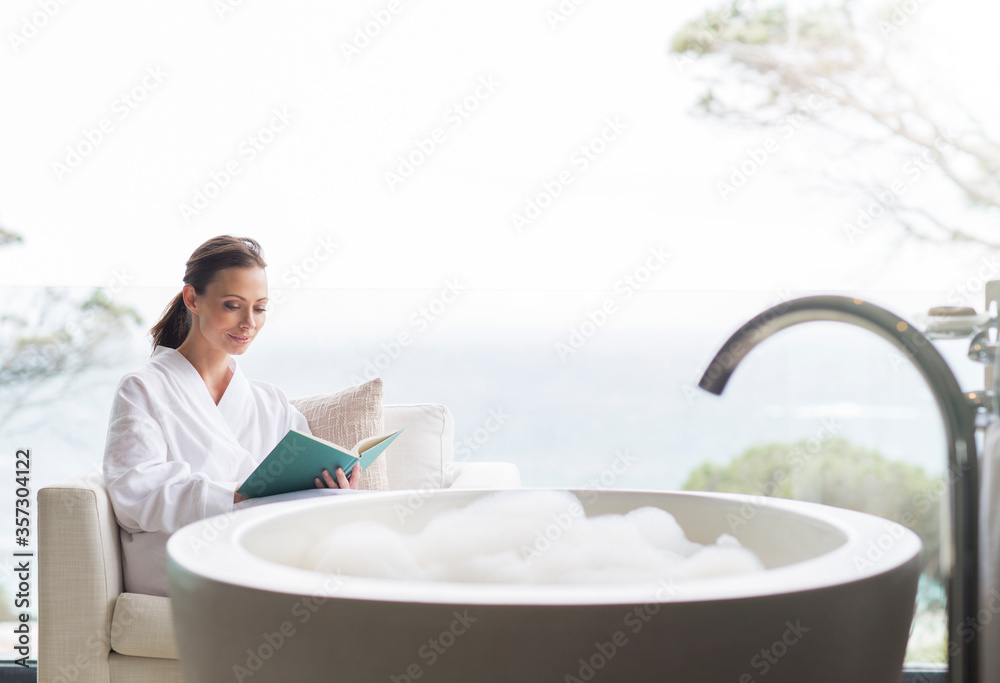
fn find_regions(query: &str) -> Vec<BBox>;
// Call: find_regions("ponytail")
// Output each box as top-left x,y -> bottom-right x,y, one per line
149,235 -> 267,353
150,291 -> 190,351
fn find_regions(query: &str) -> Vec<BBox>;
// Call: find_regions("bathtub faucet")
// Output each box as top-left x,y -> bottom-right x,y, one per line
697,295 -> 979,683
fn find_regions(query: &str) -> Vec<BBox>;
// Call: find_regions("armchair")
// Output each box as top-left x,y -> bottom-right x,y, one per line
38,403 -> 520,683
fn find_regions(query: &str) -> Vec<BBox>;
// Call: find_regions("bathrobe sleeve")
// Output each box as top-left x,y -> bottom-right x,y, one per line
103,376 -> 237,535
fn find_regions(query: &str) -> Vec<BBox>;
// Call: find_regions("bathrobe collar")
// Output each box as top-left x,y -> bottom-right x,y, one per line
151,346 -> 252,451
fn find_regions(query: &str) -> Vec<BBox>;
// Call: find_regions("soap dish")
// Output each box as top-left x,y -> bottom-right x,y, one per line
915,310 -> 994,338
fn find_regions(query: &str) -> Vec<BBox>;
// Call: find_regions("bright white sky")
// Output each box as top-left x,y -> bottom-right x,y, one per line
1,0 -> 999,331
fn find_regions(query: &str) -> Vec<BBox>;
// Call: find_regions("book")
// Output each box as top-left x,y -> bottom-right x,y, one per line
237,428 -> 403,498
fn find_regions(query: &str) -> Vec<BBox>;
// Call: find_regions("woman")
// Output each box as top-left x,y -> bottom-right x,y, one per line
103,235 -> 358,596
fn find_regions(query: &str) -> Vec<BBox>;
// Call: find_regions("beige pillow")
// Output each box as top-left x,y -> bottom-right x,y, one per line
290,378 -> 389,491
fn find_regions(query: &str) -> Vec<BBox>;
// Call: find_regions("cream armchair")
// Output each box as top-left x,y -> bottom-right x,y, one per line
38,403 -> 520,683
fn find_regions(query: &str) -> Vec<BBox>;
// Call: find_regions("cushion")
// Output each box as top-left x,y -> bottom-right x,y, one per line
290,378 -> 389,491
109,652 -> 183,681
110,592 -> 178,659
382,404 -> 454,489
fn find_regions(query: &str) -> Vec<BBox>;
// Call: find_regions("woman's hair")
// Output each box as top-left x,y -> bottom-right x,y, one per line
149,235 -> 267,350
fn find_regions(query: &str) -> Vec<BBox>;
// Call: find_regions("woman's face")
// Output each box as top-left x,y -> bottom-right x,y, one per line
186,266 -> 268,355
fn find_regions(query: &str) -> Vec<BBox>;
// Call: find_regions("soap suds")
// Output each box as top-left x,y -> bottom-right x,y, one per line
306,491 -> 764,583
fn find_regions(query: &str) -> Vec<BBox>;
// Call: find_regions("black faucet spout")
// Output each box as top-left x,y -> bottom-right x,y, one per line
698,295 -> 979,683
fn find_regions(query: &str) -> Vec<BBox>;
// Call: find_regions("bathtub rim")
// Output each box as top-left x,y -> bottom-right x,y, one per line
166,487 -> 922,606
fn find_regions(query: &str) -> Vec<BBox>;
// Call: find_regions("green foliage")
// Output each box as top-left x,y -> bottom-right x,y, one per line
0,288 -> 143,387
684,437 -> 943,579
81,289 -> 143,326
672,3 -> 857,61
672,3 -> 790,55
0,227 -> 23,248
0,231 -> 144,427
0,228 -> 143,389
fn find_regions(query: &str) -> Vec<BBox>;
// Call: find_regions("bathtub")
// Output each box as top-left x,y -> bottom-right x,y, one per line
167,489 -> 921,682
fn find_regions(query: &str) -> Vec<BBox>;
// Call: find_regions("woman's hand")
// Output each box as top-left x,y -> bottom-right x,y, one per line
315,463 -> 361,490
234,491 -> 248,504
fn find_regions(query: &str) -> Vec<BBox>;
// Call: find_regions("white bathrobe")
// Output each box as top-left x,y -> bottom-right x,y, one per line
103,346 -> 310,596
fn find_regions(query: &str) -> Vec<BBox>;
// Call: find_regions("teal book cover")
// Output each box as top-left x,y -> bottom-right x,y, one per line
237,428 -> 403,498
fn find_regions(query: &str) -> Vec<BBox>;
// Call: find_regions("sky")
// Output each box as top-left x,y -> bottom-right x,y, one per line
0,0 -> 995,486
2,0 -> 999,339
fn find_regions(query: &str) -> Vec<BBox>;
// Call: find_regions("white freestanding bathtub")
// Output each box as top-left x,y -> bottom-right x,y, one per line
167,489 -> 921,682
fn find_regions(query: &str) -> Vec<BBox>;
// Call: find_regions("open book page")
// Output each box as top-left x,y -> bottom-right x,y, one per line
357,430 -> 402,454
292,429 -> 401,457
290,429 -> 355,455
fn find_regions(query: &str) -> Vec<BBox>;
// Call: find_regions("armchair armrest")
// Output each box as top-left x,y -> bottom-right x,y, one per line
38,474 -> 123,683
